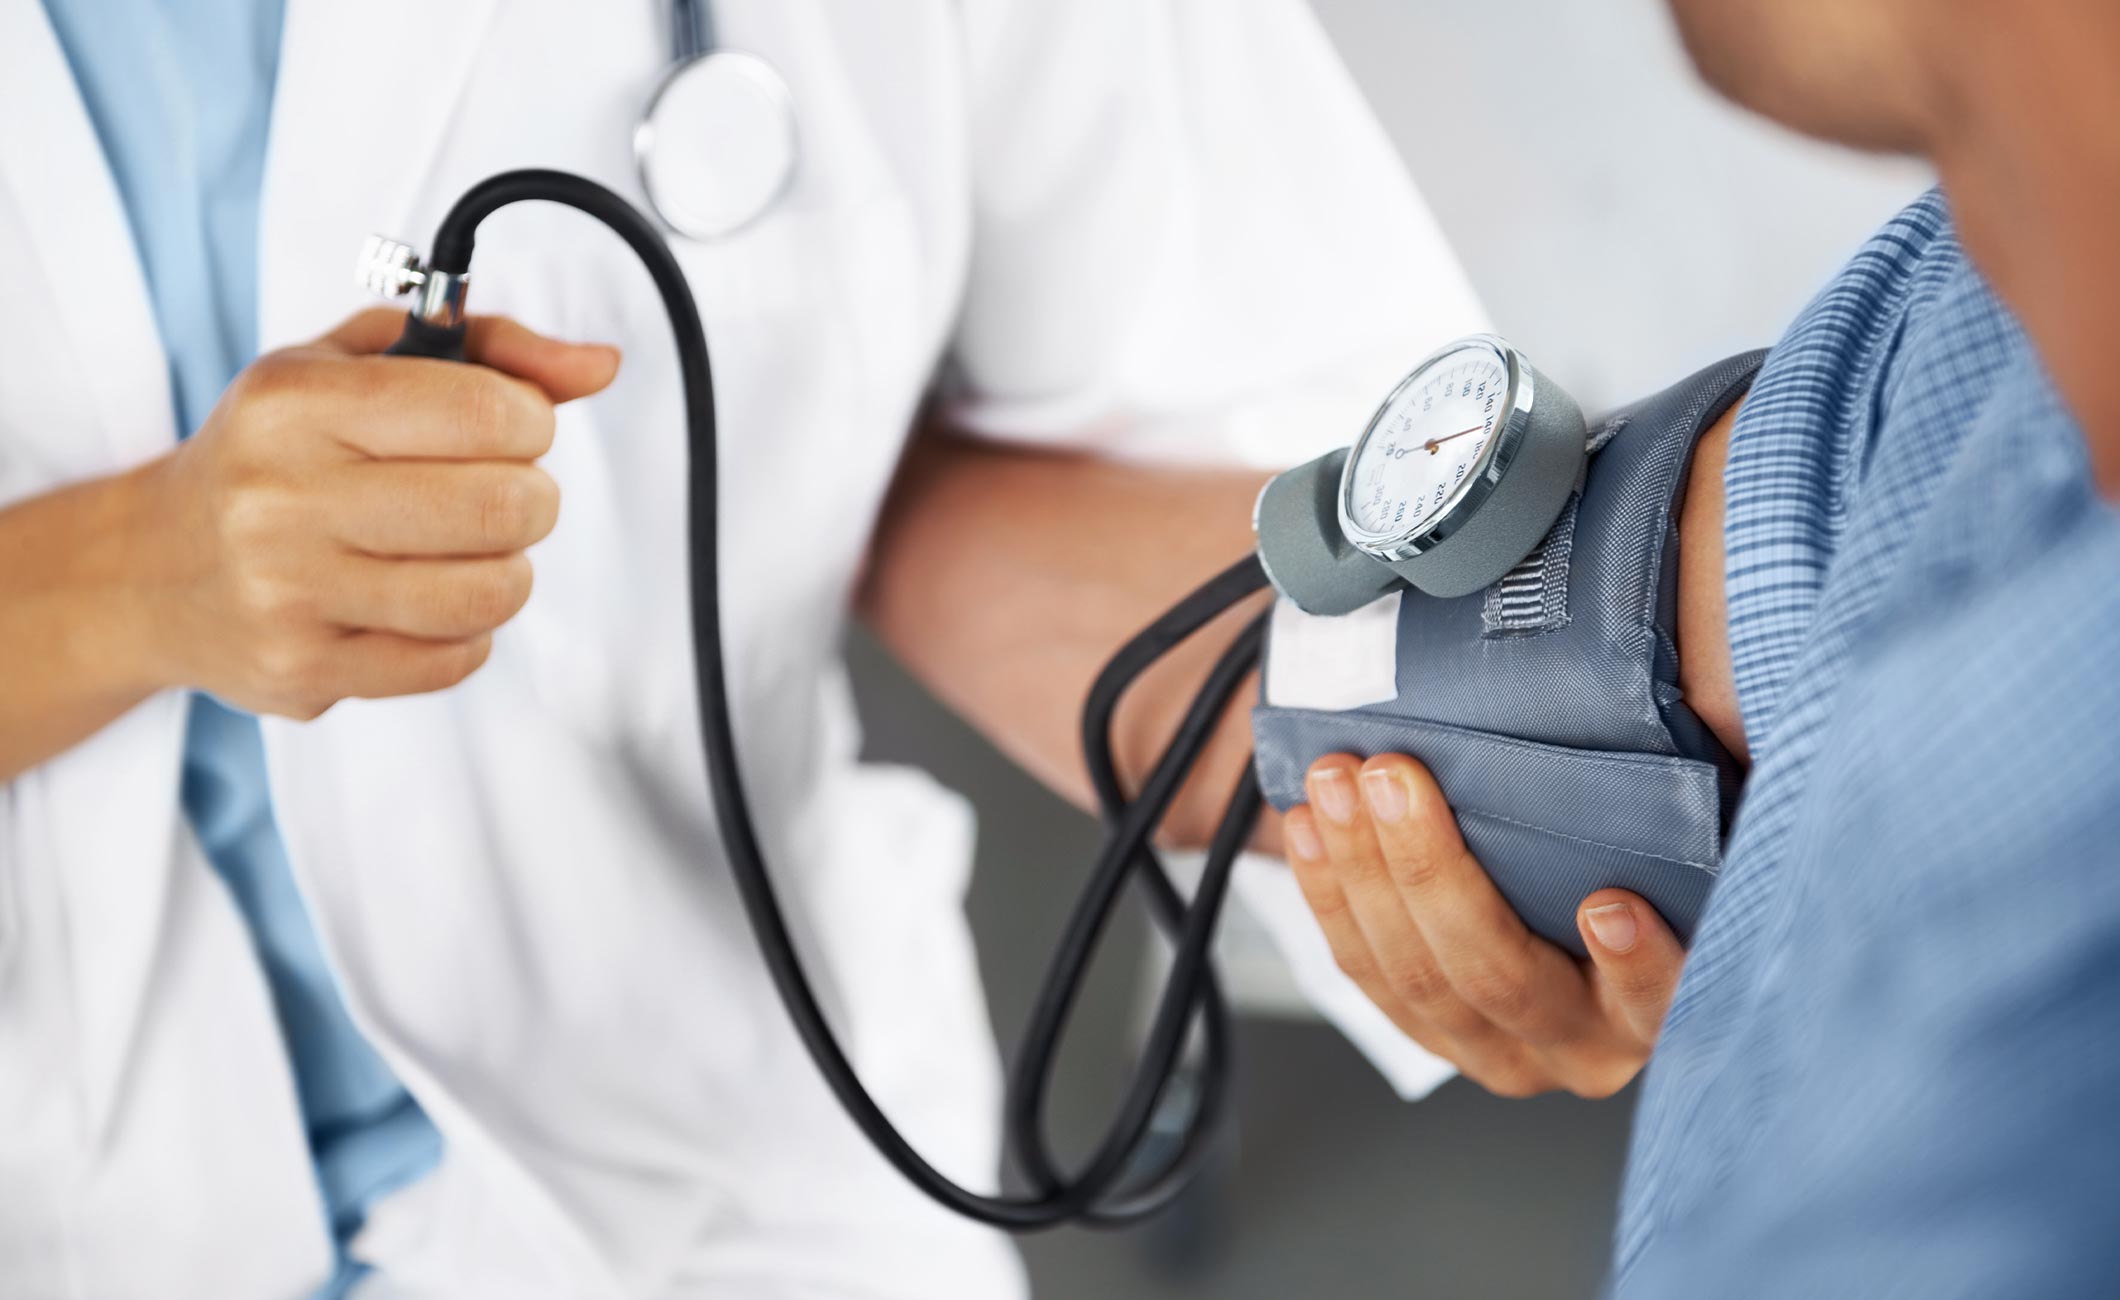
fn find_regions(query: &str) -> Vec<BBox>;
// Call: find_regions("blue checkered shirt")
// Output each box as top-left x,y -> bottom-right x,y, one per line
1612,190 -> 2120,1294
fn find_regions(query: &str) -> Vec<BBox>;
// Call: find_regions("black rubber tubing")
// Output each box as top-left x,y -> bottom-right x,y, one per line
390,170 -> 1267,1229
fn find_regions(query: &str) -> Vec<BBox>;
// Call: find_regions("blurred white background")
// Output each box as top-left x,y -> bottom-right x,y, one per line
1333,0 -> 1929,408
848,2 -> 1931,1296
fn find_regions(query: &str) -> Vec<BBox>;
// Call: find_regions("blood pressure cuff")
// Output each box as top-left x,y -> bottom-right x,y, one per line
1251,351 -> 1765,955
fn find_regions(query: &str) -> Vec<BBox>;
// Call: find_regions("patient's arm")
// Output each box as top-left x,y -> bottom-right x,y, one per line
861,400 -> 1742,1097
859,401 -> 1746,850
1677,404 -> 1747,761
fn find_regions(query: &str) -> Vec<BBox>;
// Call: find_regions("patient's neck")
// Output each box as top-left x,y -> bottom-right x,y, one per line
1926,7 -> 2120,498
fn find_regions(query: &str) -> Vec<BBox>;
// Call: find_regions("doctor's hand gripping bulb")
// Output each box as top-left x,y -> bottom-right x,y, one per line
357,170 -> 1274,1231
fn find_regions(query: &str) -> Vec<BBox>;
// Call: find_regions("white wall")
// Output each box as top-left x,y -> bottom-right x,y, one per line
1313,0 -> 1933,409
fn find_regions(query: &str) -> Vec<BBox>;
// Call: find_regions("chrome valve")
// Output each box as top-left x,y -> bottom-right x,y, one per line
356,234 -> 429,298
355,234 -> 470,328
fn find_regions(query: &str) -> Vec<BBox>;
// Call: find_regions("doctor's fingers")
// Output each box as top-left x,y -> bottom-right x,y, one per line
332,460 -> 560,557
320,552 -> 536,641
461,317 -> 621,404
1291,769 -> 1552,1083
240,629 -> 495,720
322,309 -> 622,404
1574,887 -> 1686,1049
1284,805 -> 1496,1066
1285,805 -> 1553,1096
239,346 -> 557,462
1352,755 -> 1602,1048
327,630 -> 496,707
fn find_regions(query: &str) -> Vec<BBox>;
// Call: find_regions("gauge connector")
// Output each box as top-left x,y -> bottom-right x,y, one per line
355,234 -> 470,329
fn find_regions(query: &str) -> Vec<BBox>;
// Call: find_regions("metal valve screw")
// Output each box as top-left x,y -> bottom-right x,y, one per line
355,234 -> 430,299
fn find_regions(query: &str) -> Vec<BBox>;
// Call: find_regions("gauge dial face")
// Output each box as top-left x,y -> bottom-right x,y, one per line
1345,342 -> 1512,545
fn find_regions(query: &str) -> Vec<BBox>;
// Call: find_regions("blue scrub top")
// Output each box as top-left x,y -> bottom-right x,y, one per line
39,2 -> 441,1293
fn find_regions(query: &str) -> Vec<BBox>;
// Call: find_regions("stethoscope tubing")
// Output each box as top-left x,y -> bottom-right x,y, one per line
390,168 -> 1259,1229
671,0 -> 713,62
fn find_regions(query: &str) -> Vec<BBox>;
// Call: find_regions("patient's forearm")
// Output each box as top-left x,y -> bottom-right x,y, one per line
858,428 -> 1273,850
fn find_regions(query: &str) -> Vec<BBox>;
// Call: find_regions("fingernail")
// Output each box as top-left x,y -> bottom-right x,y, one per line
1310,768 -> 1357,823
1585,902 -> 1638,954
1286,815 -> 1324,860
1362,768 -> 1408,823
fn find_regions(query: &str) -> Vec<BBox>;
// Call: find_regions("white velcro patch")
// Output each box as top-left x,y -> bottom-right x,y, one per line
1262,592 -> 1403,711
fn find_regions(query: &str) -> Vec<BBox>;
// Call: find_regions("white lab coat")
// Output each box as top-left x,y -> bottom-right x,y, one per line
0,0 -> 1484,1295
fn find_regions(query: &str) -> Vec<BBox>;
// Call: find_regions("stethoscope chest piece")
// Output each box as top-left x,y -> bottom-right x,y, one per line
635,49 -> 798,242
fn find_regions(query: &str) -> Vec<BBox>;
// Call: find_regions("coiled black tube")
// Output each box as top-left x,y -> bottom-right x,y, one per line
389,169 -> 1266,1228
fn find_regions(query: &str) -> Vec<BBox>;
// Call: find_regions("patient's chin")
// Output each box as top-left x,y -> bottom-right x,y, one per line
1665,0 -> 1930,156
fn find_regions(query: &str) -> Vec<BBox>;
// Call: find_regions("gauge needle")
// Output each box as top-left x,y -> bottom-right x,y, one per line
1424,424 -> 1485,454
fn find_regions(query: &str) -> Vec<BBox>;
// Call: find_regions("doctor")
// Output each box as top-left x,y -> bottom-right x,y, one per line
0,1 -> 1492,1296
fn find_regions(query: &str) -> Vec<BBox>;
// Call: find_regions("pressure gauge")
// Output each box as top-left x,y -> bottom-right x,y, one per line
1338,334 -> 1589,598
1342,338 -> 1517,553
1253,334 -> 1589,611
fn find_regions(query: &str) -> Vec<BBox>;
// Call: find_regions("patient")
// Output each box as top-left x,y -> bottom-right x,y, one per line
1283,0 -> 2120,1291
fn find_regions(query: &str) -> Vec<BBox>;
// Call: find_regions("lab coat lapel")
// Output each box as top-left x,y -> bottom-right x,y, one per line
0,0 -> 176,466
0,0 -> 194,1142
0,0 -> 500,1149
260,0 -> 504,346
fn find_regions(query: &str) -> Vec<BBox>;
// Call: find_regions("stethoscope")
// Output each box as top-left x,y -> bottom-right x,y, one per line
634,0 -> 798,241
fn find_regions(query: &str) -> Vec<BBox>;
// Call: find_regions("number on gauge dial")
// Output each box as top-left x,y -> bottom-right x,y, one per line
1348,344 -> 1508,540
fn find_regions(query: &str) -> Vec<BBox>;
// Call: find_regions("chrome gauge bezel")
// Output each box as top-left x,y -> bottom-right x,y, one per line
1336,334 -> 1538,562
